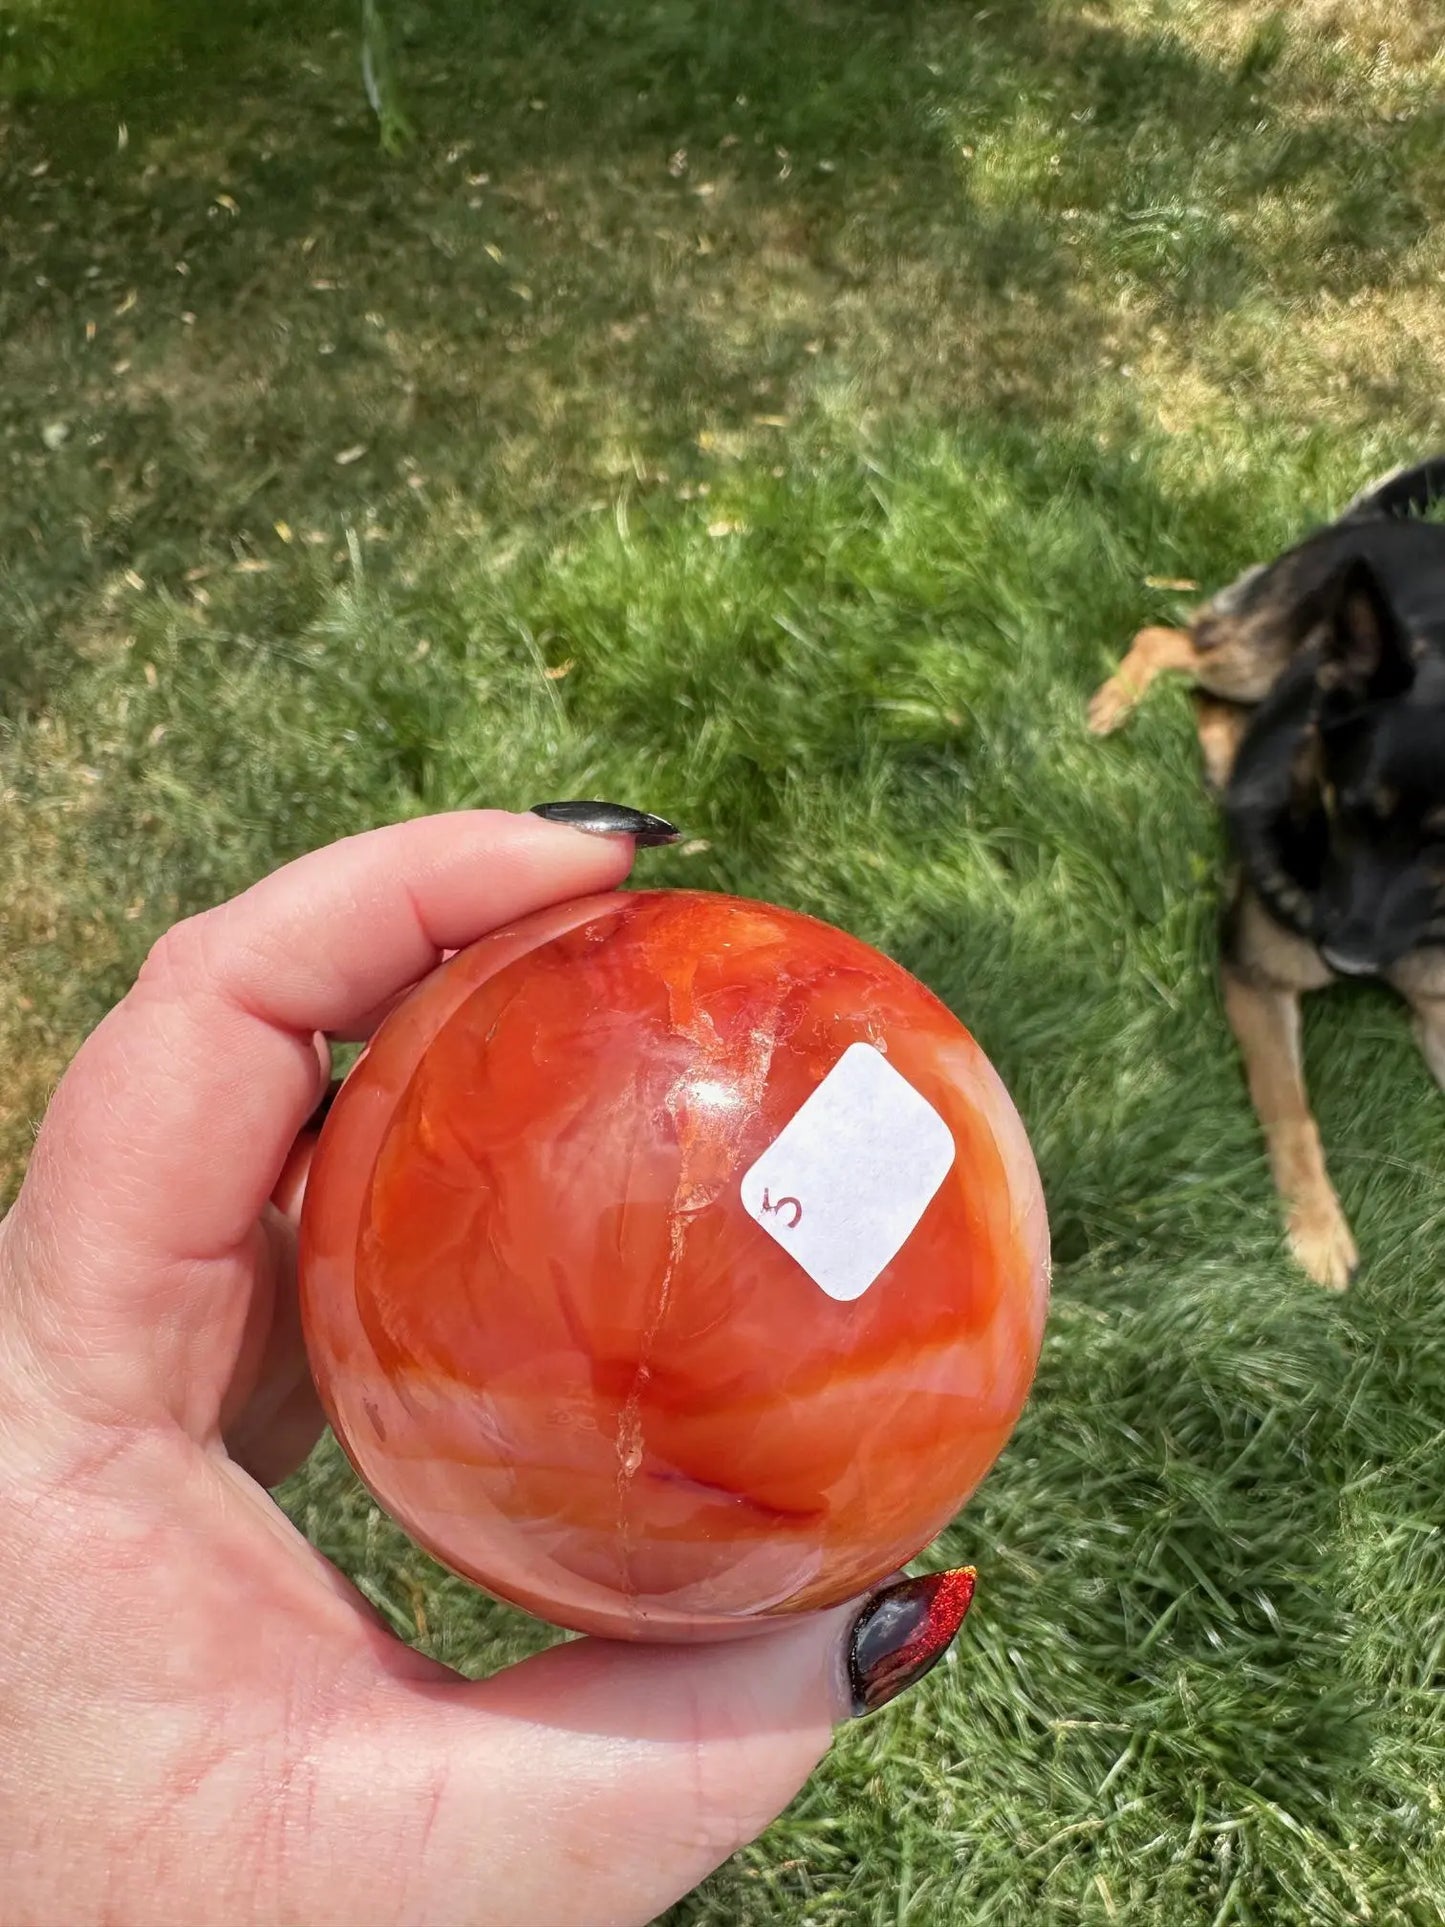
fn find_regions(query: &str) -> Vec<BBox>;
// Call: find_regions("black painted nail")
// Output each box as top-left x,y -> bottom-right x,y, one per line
529,801 -> 682,847
846,1567 -> 977,1718
304,1076 -> 345,1135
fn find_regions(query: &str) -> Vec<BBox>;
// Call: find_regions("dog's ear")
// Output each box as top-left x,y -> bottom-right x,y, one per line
1316,558 -> 1416,707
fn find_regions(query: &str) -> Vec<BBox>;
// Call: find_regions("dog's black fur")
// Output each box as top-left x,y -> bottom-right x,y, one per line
1223,535 -> 1445,978
1089,456 -> 1445,1286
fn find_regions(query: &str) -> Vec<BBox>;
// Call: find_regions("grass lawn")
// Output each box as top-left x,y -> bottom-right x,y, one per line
5,1 -> 1445,1919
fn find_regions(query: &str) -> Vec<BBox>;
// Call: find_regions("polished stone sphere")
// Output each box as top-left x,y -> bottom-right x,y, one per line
299,889 -> 1049,1641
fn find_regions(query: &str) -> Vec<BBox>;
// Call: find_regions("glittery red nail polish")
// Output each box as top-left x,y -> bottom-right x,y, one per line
847,1567 -> 977,1717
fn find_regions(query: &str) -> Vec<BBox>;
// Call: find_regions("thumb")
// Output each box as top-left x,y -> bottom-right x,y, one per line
291,1571 -> 973,1927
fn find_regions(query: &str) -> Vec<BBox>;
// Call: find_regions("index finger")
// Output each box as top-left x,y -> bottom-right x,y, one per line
9,810 -> 633,1285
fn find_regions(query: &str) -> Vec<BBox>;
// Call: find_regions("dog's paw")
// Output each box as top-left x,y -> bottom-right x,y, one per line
1287,1198 -> 1359,1292
1085,676 -> 1137,736
1410,1009 -> 1445,1091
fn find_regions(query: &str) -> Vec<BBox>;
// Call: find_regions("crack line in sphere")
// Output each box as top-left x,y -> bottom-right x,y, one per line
612,942 -> 792,1629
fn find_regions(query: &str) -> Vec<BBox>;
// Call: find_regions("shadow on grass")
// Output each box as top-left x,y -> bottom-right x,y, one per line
3,0 -> 1441,710
5,17 -> 1445,1913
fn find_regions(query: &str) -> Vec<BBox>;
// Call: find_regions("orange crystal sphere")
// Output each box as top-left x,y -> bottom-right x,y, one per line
298,889 -> 1049,1641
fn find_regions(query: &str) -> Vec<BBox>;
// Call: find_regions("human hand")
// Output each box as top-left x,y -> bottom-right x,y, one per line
0,810 -> 974,1926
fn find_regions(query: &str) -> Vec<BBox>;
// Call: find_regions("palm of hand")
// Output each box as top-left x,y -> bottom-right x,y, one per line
0,815 -> 841,1927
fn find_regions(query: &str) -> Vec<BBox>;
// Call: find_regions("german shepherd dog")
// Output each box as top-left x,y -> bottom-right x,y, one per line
1088,457 -> 1445,1289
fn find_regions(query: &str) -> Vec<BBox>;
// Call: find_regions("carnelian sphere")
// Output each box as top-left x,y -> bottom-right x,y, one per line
298,889 -> 1049,1641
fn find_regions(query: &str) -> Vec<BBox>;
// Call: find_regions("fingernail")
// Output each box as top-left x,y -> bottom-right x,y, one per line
304,1076 -> 345,1135
529,800 -> 682,847
845,1567 -> 977,1718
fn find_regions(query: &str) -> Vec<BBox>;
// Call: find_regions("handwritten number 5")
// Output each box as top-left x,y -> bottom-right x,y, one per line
761,1188 -> 803,1230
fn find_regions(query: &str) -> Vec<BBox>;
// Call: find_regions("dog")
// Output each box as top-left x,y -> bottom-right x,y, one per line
1087,457 -> 1445,1289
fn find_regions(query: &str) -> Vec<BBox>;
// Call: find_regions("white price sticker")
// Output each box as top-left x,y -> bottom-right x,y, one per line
738,1043 -> 956,1301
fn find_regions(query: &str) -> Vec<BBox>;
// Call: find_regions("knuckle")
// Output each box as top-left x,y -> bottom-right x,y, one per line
137,907 -> 239,1008
658,1695 -> 784,1860
137,912 -> 209,993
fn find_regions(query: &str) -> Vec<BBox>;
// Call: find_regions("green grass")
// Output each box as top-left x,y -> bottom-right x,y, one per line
5,1 -> 1445,1920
